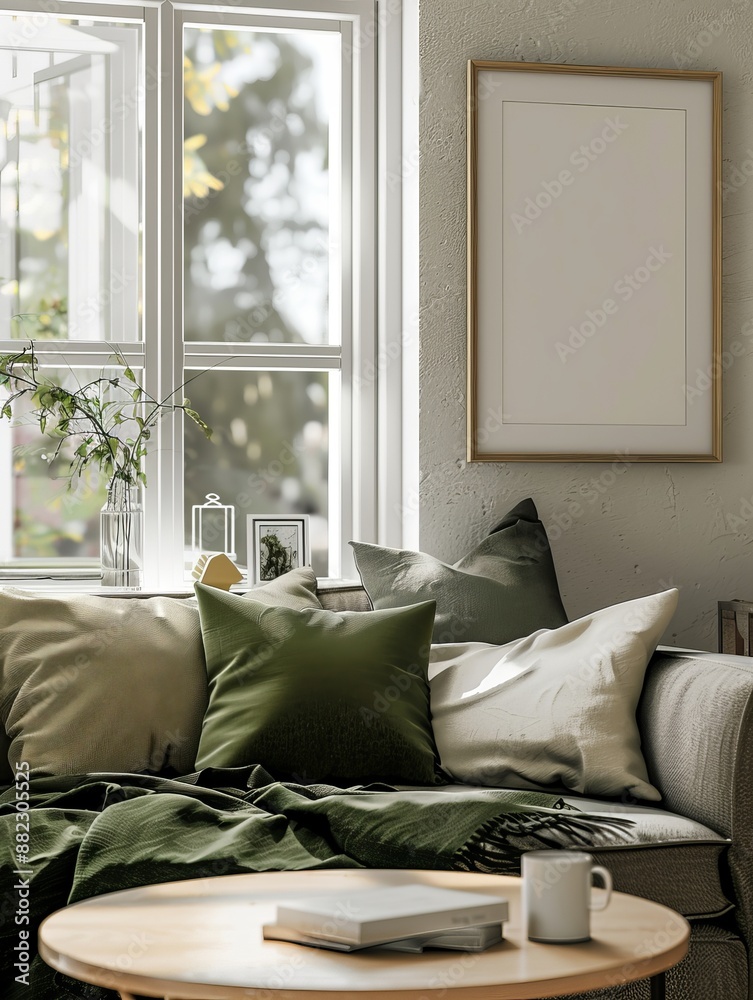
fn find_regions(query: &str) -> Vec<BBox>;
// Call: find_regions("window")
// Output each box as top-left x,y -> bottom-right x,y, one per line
0,0 -> 400,588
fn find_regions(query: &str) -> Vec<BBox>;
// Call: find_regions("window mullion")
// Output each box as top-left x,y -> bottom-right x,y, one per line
0,344 -> 146,365
334,17 -> 354,580
0,0 -> 148,17
183,364 -> 342,381
170,0 -> 374,18
162,0 -> 186,592
143,0 -> 182,591
347,6 -> 377,573
183,343 -> 342,364
378,0 -> 405,550
175,9 -> 341,32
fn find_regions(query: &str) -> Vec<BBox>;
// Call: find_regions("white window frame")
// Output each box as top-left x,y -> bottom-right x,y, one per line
0,0 -> 412,590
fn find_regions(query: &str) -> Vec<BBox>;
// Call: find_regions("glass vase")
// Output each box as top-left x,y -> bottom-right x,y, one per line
100,480 -> 143,590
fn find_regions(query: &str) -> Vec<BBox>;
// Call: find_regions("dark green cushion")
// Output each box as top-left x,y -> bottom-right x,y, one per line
350,498 -> 567,645
194,585 -> 440,785
0,730 -> 12,786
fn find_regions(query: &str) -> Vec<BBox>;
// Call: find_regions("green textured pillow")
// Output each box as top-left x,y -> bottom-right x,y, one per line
194,584 -> 440,785
350,498 -> 567,645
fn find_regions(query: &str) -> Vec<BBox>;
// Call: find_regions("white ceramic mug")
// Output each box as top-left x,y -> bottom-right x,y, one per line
522,850 -> 613,943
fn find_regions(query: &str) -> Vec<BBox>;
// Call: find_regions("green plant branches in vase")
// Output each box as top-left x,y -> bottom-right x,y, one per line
0,343 -> 212,589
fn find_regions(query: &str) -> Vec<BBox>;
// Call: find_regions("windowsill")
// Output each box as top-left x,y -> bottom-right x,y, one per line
0,577 -> 363,596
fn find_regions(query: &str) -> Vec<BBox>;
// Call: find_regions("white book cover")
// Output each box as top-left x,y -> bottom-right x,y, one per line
273,885 -> 509,945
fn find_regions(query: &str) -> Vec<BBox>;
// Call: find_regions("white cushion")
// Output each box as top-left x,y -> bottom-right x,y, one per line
428,589 -> 679,801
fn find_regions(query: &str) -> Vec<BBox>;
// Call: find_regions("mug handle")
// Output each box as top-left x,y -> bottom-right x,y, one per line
589,865 -> 613,911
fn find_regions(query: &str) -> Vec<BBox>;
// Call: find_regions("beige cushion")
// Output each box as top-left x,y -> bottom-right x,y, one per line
429,590 -> 679,801
0,568 -> 321,777
0,590 -> 207,777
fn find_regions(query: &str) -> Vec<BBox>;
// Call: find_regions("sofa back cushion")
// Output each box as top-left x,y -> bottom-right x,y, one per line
317,585 -> 372,613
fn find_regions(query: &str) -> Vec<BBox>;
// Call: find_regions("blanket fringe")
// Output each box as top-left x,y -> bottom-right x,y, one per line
453,811 -> 635,875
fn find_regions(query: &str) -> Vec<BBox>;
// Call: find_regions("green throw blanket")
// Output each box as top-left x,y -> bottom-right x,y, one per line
0,766 -> 632,999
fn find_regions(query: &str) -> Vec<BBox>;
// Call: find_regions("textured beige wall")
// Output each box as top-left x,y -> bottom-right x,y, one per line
419,0 -> 753,650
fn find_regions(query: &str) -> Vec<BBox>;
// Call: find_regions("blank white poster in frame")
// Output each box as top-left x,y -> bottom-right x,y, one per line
467,61 -> 722,462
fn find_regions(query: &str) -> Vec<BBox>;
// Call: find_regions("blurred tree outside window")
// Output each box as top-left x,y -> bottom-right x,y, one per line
182,26 -> 339,577
0,12 -> 141,569
0,5 -> 366,583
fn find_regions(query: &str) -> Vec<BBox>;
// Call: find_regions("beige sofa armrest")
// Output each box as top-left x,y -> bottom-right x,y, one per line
639,647 -> 753,950
639,648 -> 753,839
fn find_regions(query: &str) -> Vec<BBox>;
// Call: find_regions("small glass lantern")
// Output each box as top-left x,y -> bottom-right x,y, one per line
192,493 -> 236,560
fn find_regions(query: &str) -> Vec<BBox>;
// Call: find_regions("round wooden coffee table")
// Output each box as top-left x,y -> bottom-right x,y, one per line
39,869 -> 689,1000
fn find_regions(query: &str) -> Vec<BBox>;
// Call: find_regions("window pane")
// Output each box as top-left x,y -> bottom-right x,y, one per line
183,26 -> 340,346
0,367 -> 131,563
184,368 -> 332,576
0,15 -> 143,341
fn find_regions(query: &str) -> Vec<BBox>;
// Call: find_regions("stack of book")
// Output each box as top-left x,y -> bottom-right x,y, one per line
263,884 -> 508,953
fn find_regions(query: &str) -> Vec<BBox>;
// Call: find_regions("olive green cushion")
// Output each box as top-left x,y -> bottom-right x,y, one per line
350,498 -> 567,645
194,584 -> 440,785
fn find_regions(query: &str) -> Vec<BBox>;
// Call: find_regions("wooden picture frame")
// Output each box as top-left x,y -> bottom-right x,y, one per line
467,61 -> 722,463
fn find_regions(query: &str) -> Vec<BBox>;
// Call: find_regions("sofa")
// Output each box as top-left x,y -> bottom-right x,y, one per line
319,583 -> 753,1000
1,578 -> 752,1000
